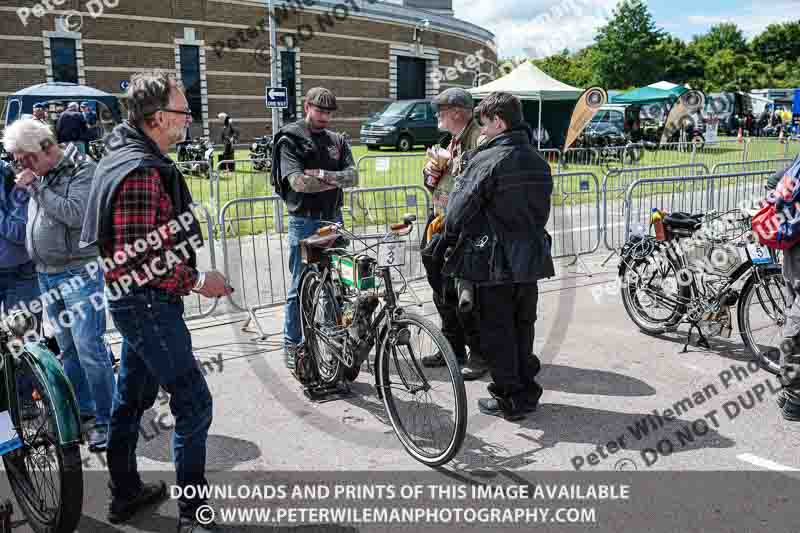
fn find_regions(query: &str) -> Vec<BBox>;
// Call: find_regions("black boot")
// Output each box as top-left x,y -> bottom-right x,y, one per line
108,481 -> 168,524
477,383 -> 526,421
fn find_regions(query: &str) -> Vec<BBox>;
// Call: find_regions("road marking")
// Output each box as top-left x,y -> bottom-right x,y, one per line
737,453 -> 800,471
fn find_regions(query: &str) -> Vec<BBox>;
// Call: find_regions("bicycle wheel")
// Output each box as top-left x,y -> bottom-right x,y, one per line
738,268 -> 786,375
302,271 -> 342,386
3,357 -> 83,533
378,312 -> 466,467
620,254 -> 689,334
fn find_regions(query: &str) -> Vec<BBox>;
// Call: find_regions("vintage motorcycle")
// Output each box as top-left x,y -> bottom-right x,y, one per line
177,137 -> 214,175
1,311 -> 83,533
249,135 -> 273,172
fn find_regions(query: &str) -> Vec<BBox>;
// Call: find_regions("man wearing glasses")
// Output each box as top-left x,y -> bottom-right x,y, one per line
2,118 -> 115,450
81,71 -> 232,532
420,88 -> 487,380
272,87 -> 358,371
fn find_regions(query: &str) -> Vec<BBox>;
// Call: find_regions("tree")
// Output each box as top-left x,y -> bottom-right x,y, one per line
690,23 -> 748,58
654,35 -> 705,88
750,20 -> 800,65
591,0 -> 665,88
531,47 -> 596,88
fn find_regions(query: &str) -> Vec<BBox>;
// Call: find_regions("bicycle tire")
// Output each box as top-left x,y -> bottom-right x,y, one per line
3,358 -> 83,533
620,254 -> 688,334
378,312 -> 466,467
738,267 -> 786,376
303,272 -> 343,386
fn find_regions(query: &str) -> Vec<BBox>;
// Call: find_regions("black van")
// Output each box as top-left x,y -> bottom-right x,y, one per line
360,99 -> 443,151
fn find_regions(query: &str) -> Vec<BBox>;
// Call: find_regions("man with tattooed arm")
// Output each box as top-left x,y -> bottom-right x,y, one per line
271,87 -> 359,371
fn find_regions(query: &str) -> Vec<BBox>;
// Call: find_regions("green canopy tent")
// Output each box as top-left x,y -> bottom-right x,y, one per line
468,62 -> 582,149
610,85 -> 688,105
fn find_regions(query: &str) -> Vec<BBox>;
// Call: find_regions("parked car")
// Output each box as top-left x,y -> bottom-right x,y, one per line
360,100 -> 444,151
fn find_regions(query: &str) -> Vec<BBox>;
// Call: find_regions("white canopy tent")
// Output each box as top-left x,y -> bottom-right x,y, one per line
469,62 -> 583,148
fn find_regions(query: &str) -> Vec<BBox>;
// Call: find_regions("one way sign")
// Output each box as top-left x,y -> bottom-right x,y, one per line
266,87 -> 288,109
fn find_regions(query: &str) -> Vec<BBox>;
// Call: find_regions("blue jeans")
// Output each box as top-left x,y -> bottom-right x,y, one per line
0,261 -> 41,317
38,265 -> 115,425
106,287 -> 212,518
284,211 -> 343,350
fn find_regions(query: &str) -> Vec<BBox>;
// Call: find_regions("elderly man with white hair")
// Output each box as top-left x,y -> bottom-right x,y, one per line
3,118 -> 115,451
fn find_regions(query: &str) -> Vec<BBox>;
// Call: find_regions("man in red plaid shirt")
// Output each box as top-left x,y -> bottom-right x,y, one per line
81,71 -> 232,532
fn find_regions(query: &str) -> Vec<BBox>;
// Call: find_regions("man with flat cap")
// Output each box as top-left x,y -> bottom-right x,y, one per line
272,87 -> 359,371
420,87 -> 488,380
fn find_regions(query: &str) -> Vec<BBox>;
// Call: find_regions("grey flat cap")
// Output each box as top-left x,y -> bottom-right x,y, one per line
432,88 -> 474,110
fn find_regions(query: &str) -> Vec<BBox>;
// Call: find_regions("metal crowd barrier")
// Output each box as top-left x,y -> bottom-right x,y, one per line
215,159 -> 283,233
710,159 -> 792,176
622,170 -> 775,243
548,172 -> 602,276
183,203 -> 221,320
216,185 -> 432,338
344,184 -> 432,283
602,163 -> 709,257
218,195 -> 289,338
177,160 -> 216,214
356,153 -> 428,188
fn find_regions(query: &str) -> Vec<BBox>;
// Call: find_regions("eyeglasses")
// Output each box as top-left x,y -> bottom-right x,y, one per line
159,108 -> 193,117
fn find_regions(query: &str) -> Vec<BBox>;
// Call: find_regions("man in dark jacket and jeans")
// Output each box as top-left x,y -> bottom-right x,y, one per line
82,71 -> 233,532
443,92 -> 554,421
271,87 -> 358,371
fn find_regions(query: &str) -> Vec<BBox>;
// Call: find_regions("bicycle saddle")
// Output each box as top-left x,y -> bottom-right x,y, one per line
301,233 -> 340,249
663,212 -> 703,230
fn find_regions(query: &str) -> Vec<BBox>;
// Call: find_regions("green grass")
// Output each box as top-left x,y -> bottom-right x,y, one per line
173,137 -> 799,236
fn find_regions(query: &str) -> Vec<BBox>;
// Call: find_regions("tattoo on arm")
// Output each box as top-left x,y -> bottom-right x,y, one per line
288,173 -> 338,193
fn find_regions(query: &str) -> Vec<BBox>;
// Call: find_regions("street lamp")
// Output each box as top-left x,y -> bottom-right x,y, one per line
413,19 -> 430,54
266,0 -> 280,135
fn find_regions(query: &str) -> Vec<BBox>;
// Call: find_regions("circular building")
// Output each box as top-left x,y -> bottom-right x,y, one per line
0,0 -> 497,142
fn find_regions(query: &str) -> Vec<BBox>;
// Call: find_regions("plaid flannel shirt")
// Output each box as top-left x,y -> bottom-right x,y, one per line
102,168 -> 199,295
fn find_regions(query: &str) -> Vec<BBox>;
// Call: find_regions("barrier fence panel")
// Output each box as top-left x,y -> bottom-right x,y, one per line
183,203 -> 221,320
344,185 -> 432,282
706,170 -> 774,215
218,196 -> 290,321
547,172 -> 602,275
693,138 -> 747,166
178,160 -> 215,214
623,175 -> 718,243
710,159 -> 792,176
356,153 -> 428,188
786,138 -> 800,160
538,148 -> 562,172
743,137 -> 792,161
215,159 -> 283,233
603,163 -> 709,252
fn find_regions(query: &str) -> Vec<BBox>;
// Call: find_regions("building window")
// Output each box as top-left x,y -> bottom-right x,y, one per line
179,45 -> 202,121
397,56 -> 426,100
50,38 -> 78,84
281,51 -> 297,123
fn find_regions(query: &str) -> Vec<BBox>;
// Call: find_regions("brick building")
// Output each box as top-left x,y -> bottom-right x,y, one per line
0,0 -> 496,142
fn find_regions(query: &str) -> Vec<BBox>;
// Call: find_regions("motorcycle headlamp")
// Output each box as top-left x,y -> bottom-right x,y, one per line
252,143 -> 258,151
5,310 -> 36,339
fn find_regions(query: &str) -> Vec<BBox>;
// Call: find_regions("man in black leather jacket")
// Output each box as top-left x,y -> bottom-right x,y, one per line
442,92 -> 554,421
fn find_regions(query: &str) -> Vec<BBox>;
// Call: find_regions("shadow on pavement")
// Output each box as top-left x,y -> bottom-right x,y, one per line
136,409 -> 262,469
538,364 -> 656,396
